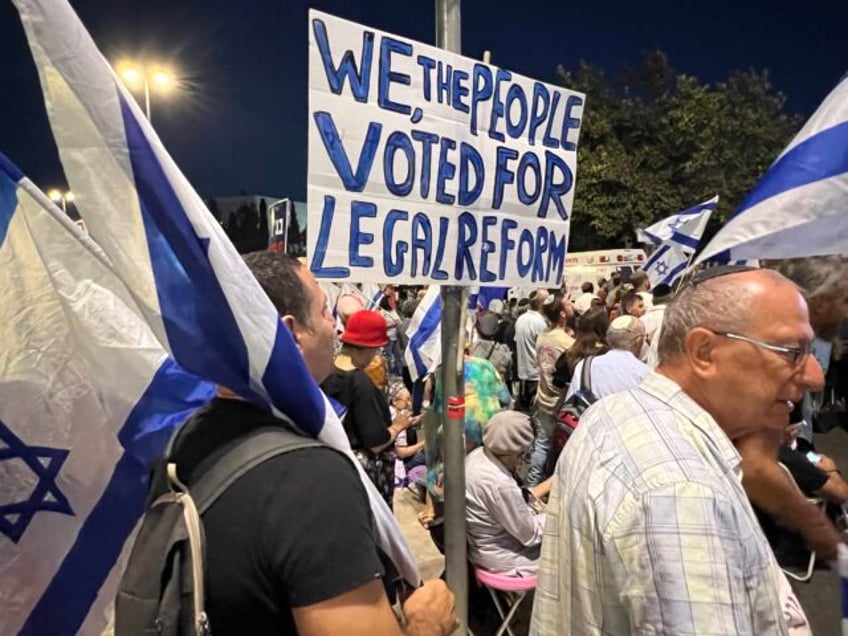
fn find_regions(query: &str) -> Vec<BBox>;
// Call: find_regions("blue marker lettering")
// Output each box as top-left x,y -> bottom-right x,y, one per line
436,137 -> 457,205
492,146 -> 518,209
384,131 -> 415,197
538,150 -> 573,220
411,212 -> 433,277
479,215 -> 497,282
561,94 -> 583,151
458,142 -> 485,206
378,36 -> 413,116
383,209 -> 409,276
310,195 -> 350,277
349,200 -> 377,267
470,63 -> 493,136
411,130 -> 439,199
455,212 -> 478,281
313,112 -> 381,191
312,19 -> 374,102
505,83 -> 528,140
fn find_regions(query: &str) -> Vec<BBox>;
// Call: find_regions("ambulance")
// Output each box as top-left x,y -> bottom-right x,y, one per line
562,248 -> 647,298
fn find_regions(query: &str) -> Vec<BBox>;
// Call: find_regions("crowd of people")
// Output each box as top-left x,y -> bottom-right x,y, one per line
158,251 -> 848,635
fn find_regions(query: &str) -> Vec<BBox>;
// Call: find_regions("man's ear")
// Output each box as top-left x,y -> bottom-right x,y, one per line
282,315 -> 301,348
684,327 -> 718,379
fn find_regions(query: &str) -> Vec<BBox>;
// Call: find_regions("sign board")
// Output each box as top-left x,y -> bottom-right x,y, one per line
267,199 -> 291,253
307,10 -> 584,286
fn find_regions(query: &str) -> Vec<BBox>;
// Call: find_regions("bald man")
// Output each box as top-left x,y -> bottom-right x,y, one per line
532,267 -> 823,635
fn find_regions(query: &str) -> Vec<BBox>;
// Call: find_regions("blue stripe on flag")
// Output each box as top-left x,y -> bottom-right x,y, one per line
735,122 -> 848,216
670,232 -> 700,251
119,97 -> 258,403
24,357 -> 211,634
679,198 -> 718,216
117,357 -> 215,467
409,296 -> 442,378
0,153 -> 23,247
643,244 -> 670,271
261,322 -> 328,438
663,261 -> 689,286
22,452 -> 148,635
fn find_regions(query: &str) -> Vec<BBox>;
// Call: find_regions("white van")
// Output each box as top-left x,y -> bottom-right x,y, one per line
562,248 -> 646,298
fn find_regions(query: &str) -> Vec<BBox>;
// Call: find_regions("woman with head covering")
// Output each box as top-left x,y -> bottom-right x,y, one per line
465,411 -> 553,576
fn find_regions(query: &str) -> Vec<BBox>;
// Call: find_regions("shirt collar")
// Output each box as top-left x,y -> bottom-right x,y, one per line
639,372 -> 742,473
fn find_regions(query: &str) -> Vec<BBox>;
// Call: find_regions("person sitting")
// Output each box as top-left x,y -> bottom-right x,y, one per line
389,381 -> 426,494
322,310 -> 413,510
465,411 -> 552,576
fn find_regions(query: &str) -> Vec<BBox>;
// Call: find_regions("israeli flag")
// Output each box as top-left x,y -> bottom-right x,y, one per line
13,0 -> 418,584
639,196 -> 718,253
697,76 -> 848,264
0,153 -> 215,635
643,241 -> 690,287
360,282 -> 386,309
405,286 -> 443,382
468,286 -> 508,311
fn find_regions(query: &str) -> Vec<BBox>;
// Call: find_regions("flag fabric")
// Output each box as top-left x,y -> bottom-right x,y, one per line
14,0 -> 418,584
360,282 -> 386,309
0,153 -> 215,635
468,286 -> 508,311
697,76 -> 848,264
642,241 -> 690,288
405,286 -> 443,382
639,196 -> 718,252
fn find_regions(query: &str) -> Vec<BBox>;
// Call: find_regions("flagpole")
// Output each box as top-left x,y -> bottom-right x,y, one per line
435,1 -> 467,633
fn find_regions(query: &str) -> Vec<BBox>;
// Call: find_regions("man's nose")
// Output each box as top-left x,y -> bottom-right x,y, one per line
798,353 -> 825,392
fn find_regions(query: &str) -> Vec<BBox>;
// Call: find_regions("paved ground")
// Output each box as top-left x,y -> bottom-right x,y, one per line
396,427 -> 848,634
789,426 -> 848,635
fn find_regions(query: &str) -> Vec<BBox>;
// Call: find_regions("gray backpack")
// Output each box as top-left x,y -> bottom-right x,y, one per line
115,419 -> 322,636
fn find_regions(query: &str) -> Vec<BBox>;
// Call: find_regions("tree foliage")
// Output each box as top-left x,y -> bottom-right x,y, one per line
558,51 -> 803,248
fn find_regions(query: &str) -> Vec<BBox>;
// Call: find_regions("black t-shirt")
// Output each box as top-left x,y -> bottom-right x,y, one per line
321,368 -> 391,450
169,398 -> 384,636
778,446 -> 829,495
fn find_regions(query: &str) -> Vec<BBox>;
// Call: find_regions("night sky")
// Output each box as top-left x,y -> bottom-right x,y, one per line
0,0 -> 845,201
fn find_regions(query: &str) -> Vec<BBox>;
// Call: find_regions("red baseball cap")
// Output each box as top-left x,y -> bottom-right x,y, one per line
340,310 -> 389,348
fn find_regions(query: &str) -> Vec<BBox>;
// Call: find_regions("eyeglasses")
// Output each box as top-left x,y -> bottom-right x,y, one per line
709,329 -> 811,366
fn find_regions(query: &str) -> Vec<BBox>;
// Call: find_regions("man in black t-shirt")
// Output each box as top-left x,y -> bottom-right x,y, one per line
177,252 -> 455,636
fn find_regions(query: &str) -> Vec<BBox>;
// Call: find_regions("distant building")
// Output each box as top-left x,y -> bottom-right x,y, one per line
207,195 -> 307,256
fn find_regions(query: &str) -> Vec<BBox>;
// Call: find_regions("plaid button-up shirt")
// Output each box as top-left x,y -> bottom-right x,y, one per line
531,372 -> 790,635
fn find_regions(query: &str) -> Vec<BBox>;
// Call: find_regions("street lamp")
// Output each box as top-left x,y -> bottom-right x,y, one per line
116,61 -> 175,121
47,189 -> 74,215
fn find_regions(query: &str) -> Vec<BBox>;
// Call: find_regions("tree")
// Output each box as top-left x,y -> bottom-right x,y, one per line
287,207 -> 304,256
557,52 -> 803,245
258,198 -> 269,249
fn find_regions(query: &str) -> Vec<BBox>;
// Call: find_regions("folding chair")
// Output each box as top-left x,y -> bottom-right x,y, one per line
473,567 -> 536,636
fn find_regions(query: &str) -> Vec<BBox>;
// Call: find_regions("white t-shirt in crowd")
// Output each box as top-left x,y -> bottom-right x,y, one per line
514,310 -> 547,381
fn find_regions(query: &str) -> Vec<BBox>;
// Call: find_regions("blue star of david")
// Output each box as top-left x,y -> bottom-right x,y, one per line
0,419 -> 73,543
668,216 -> 685,231
655,260 -> 669,275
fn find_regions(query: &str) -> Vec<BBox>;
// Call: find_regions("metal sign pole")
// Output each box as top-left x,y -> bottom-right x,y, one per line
435,3 -> 466,632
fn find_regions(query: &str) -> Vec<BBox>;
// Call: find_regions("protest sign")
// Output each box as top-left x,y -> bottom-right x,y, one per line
308,10 -> 584,286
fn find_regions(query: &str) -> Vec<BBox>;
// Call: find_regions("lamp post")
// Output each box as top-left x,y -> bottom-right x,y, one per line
47,189 -> 74,215
116,62 -> 175,121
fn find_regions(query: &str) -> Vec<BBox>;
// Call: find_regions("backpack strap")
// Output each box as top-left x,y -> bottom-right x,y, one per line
580,355 -> 598,403
188,425 -> 323,514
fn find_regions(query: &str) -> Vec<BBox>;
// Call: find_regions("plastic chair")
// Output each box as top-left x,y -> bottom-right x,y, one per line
474,566 -> 537,636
